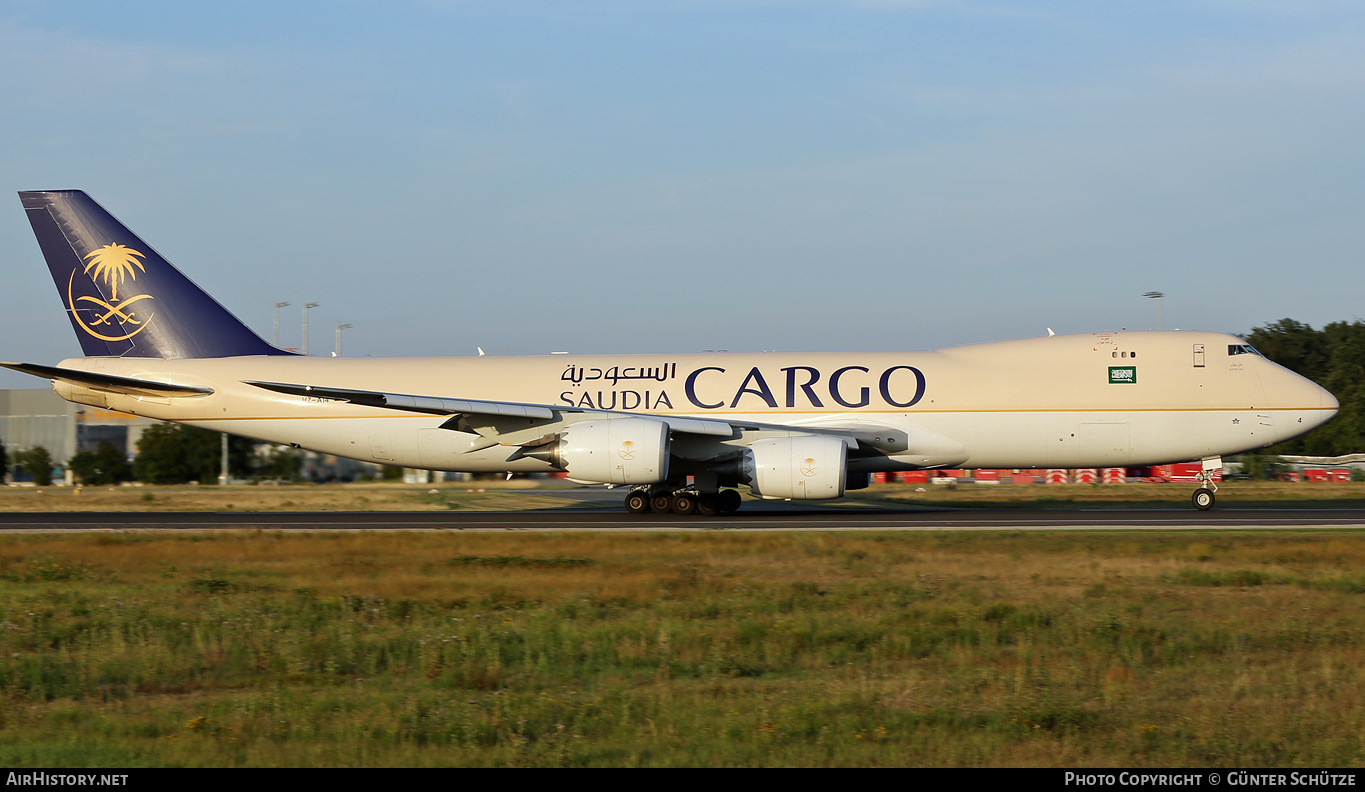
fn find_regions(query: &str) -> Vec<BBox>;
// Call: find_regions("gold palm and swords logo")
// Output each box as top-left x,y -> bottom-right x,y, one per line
618,440 -> 638,461
800,458 -> 818,477
67,243 -> 155,342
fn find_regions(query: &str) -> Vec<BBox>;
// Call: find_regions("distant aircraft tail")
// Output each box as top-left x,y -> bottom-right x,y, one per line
18,190 -> 288,359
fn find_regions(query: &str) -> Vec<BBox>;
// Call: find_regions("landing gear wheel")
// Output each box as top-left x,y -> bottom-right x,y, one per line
650,494 -> 674,514
697,493 -> 720,517
625,491 -> 651,514
672,493 -> 698,516
718,489 -> 742,514
1192,487 -> 1215,511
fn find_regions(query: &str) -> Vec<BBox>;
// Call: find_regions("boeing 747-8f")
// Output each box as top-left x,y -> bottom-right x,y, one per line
3,191 -> 1338,513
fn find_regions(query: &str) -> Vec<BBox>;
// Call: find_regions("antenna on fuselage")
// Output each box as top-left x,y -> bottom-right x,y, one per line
1143,291 -> 1165,330
1047,328 -> 1055,337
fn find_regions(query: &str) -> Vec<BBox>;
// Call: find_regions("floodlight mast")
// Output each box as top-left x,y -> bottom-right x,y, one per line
273,301 -> 290,347
302,302 -> 319,355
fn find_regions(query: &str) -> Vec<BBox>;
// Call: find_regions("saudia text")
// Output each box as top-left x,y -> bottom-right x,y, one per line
560,364 -> 925,411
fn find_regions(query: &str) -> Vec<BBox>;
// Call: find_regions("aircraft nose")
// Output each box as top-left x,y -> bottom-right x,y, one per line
1259,360 -> 1336,438
1318,382 -> 1340,422
1287,370 -> 1337,433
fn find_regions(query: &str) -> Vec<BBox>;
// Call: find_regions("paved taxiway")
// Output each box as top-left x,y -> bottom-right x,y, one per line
2,505 -> 1365,532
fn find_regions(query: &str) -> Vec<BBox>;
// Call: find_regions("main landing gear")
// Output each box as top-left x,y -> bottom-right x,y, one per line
625,488 -> 742,516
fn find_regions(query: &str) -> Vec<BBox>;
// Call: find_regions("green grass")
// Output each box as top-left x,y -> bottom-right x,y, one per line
0,530 -> 1361,766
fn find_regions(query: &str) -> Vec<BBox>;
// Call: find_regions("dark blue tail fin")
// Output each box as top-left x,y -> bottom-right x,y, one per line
19,190 -> 289,359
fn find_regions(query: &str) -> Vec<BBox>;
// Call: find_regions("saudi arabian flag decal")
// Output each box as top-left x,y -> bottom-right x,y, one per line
1109,366 -> 1137,384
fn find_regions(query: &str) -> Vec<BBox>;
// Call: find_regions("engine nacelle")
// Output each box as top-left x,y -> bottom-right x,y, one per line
744,436 -> 847,499
551,418 -> 670,485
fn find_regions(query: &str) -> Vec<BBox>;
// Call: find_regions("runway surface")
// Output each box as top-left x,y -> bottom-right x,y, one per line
3,504 -> 1365,532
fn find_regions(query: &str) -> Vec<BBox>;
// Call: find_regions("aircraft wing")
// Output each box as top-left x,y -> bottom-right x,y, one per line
242,380 -> 899,453
244,380 -> 742,446
246,380 -> 560,420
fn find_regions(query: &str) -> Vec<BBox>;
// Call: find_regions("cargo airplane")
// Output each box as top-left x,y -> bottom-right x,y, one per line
3,191 -> 1339,513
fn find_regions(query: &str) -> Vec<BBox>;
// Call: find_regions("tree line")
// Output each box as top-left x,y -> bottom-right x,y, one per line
1244,319 -> 1364,456
4,424 -> 304,486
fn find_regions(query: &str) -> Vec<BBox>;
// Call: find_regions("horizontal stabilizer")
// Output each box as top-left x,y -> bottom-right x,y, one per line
1,361 -> 215,397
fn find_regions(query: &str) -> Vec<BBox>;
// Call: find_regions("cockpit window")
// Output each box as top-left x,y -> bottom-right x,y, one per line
1228,344 -> 1262,357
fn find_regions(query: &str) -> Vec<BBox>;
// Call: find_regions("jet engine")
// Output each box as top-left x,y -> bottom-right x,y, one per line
544,418 -> 670,485
744,435 -> 847,499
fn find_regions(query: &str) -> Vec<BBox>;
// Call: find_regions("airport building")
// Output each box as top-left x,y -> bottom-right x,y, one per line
1,388 -> 392,484
1,388 -> 157,474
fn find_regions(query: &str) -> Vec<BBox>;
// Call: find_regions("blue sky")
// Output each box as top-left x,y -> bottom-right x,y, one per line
2,1 -> 1363,387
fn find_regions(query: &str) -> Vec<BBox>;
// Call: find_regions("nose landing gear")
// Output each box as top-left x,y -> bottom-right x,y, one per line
1191,457 -> 1221,511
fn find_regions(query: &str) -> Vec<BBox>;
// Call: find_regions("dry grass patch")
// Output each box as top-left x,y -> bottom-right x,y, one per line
0,530 -> 1362,766
0,482 -> 587,513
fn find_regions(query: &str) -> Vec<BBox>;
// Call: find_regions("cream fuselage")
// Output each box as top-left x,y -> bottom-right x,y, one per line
50,330 -> 1337,473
